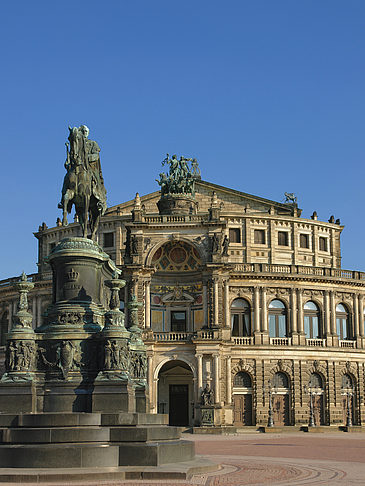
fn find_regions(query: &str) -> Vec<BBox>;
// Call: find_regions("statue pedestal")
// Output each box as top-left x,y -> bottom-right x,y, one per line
157,194 -> 198,215
197,405 -> 218,426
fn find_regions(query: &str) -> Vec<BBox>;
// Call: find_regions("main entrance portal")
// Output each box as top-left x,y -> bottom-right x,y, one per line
169,384 -> 189,426
158,360 -> 194,426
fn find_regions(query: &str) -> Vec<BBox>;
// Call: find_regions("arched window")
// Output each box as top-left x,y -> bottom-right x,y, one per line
233,371 -> 252,388
304,301 -> 321,339
272,372 -> 289,389
0,311 -> 8,347
268,299 -> 287,338
231,299 -> 251,337
309,372 -> 323,388
336,304 -> 351,340
342,374 -> 353,390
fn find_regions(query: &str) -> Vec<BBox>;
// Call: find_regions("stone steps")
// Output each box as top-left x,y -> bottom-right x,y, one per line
0,412 -> 194,468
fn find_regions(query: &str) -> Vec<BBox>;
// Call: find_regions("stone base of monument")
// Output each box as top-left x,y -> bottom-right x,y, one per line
0,412 -> 218,481
157,194 -> 198,215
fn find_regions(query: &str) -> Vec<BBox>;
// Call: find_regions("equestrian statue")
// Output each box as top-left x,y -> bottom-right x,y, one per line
58,125 -> 107,240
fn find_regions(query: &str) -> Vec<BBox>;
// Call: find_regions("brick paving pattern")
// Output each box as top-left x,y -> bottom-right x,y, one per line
2,432 -> 365,485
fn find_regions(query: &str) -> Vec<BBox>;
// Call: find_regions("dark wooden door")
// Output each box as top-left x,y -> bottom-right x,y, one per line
273,394 -> 290,426
313,395 -> 324,426
169,384 -> 189,426
342,395 -> 355,425
233,394 -> 253,426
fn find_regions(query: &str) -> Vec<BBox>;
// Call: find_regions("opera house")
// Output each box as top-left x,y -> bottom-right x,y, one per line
1,160 -> 364,429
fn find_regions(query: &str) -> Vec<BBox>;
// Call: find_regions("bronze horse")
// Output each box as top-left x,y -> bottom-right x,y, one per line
59,126 -> 106,240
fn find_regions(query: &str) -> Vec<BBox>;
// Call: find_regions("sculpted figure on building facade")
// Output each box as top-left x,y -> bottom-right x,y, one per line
222,235 -> 229,256
284,192 -> 297,204
157,154 -> 198,196
201,383 -> 213,405
59,125 -> 107,240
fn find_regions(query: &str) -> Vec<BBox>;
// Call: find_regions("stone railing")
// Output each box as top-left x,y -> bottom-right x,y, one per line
152,332 -> 193,342
270,337 -> 292,346
232,263 -> 365,281
232,337 -> 253,345
143,215 -> 206,224
339,340 -> 357,348
306,338 -> 325,347
0,272 -> 52,288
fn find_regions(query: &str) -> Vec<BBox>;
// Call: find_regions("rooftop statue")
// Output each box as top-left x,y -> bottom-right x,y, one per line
58,125 -> 107,240
156,154 -> 198,196
284,192 -> 297,205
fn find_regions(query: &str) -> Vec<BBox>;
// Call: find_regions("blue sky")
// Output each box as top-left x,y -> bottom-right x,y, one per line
0,1 -> 364,279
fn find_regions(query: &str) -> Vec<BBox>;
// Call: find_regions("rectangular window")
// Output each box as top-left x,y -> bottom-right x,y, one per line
319,237 -> 328,251
171,311 -> 187,332
254,229 -> 265,244
231,314 -> 239,336
269,315 -> 276,337
278,231 -> 289,246
229,228 -> 241,243
299,233 -> 309,249
103,232 -> 114,248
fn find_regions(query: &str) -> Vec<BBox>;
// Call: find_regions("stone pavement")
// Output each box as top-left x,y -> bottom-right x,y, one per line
1,432 -> 365,485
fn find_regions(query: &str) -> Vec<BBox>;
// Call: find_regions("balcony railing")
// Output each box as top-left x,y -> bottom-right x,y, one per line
270,337 -> 292,346
143,215 -> 206,224
152,332 -> 193,342
232,336 -> 254,345
232,263 -> 365,281
339,340 -> 357,348
306,338 -> 325,347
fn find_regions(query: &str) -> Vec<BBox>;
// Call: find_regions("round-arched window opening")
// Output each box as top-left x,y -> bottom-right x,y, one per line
304,301 -> 321,339
304,301 -> 319,311
233,371 -> 252,388
231,299 -> 251,337
272,372 -> 290,389
268,300 -> 288,338
336,303 -> 351,340
309,372 -> 323,389
342,374 -> 353,390
269,299 -> 286,309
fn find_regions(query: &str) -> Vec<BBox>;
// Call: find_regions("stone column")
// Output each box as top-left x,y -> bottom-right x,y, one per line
359,295 -> 364,337
213,354 -> 220,403
261,287 -> 267,332
31,298 -> 36,329
291,288 -> 298,344
330,291 -> 336,335
224,280 -> 230,328
214,278 -> 219,326
145,280 -> 151,328
147,354 -> 154,412
36,296 -> 42,327
226,356 -> 232,404
297,289 -> 304,334
203,283 -> 208,327
8,300 -> 13,330
196,354 -> 203,401
254,286 -> 260,333
124,285 -> 129,323
324,290 -> 331,338
353,293 -> 359,338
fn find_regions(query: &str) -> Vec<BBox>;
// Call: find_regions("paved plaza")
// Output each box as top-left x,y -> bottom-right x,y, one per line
1,431 -> 365,485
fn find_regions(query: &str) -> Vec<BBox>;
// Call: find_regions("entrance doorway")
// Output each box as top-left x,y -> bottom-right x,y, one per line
169,384 -> 189,425
157,360 -> 194,427
233,394 -> 253,426
273,395 -> 290,426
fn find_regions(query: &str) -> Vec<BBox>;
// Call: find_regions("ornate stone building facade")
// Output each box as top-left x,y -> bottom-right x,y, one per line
1,172 -> 364,428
